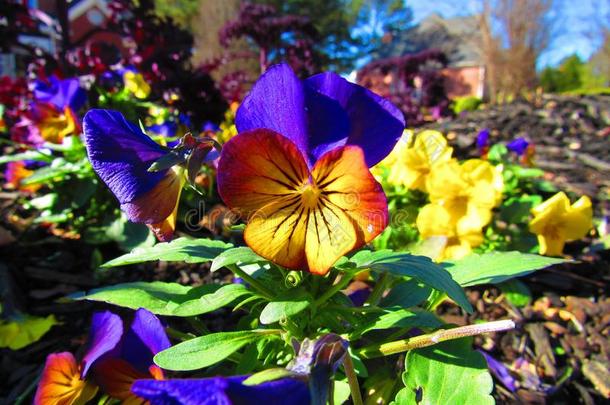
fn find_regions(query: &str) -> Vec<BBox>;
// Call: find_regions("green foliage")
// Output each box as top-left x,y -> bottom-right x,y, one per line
539,53 -> 609,94
499,279 -> 532,307
394,338 -> 494,405
451,96 -> 483,114
259,299 -> 311,325
443,251 -> 565,287
70,281 -> 218,315
102,237 -> 232,267
154,330 -> 281,371
0,314 -> 57,350
348,250 -> 472,312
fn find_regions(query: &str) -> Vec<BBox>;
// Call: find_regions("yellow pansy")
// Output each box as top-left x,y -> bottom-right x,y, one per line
416,158 -> 503,259
380,129 -> 452,191
123,71 -> 151,99
529,192 -> 592,256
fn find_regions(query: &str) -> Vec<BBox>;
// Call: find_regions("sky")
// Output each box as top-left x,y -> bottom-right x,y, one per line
409,0 -> 609,68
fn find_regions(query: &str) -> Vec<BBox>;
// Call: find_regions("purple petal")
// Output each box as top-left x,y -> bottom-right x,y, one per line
235,64 -> 309,161
305,72 -> 404,167
121,308 -> 171,373
302,85 -> 350,164
81,311 -> 123,378
478,350 -> 517,392
506,137 -> 529,156
83,109 -> 168,206
476,129 -> 490,149
131,376 -> 310,405
33,76 -> 87,111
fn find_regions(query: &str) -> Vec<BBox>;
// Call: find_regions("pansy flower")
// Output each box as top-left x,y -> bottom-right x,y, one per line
4,161 -> 41,193
83,109 -> 189,241
529,192 -> 592,256
476,129 -> 490,157
33,76 -> 87,112
217,63 -> 404,275
132,376 -> 310,405
34,309 -> 170,405
34,311 -> 123,405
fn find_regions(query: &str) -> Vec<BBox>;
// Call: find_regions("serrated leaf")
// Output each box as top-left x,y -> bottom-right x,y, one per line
443,251 -> 565,287
69,282 -> 219,315
102,237 -> 232,267
172,284 -> 253,316
397,338 -> 493,405
259,300 -> 310,325
351,309 -> 441,339
154,330 -> 278,371
349,250 -> 472,313
211,246 -> 267,272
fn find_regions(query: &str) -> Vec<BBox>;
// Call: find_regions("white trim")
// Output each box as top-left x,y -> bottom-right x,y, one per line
68,0 -> 111,21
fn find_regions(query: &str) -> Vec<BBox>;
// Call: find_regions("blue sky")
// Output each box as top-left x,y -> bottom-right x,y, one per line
409,0 -> 608,67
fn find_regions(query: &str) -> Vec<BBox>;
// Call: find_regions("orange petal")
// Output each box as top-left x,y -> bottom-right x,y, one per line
94,358 -> 150,404
123,168 -> 185,241
217,129 -> 309,217
34,352 -> 98,405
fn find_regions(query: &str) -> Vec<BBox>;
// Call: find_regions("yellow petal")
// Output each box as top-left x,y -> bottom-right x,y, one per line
416,204 -> 455,238
537,231 -> 566,256
562,195 -> 592,240
529,192 -> 570,234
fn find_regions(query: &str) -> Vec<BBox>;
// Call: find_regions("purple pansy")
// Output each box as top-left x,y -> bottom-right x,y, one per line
506,137 -> 529,156
476,129 -> 490,149
33,76 -> 87,111
83,109 -> 184,241
132,376 -> 310,405
478,349 -> 517,392
235,63 -> 405,168
80,311 -> 124,377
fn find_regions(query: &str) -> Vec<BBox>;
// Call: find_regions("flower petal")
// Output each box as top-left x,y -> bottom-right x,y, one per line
81,311 -> 123,378
305,72 -> 404,166
217,129 -> 309,217
131,377 -> 310,405
33,77 -> 87,111
121,308 -> 171,374
307,146 -> 388,273
235,64 -> 309,159
563,195 -> 593,240
121,167 -> 184,227
34,352 -> 98,405
94,358 -> 151,404
83,109 -> 168,205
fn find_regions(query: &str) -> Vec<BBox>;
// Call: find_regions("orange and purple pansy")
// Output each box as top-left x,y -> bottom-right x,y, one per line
83,109 -> 187,241
34,309 -> 169,405
217,63 -> 404,275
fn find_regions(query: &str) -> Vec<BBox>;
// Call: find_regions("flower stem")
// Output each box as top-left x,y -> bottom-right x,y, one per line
227,264 -> 275,300
313,272 -> 353,309
357,319 -> 516,359
343,353 -> 364,405
366,272 -> 390,306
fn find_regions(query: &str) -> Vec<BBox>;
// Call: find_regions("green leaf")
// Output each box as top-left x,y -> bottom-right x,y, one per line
259,299 -> 310,325
69,282 -> 219,315
102,237 -> 232,267
333,381 -> 351,405
381,280 -> 432,309
242,368 -> 300,385
443,251 -> 565,287
0,151 -> 53,164
0,315 -> 57,350
397,338 -> 493,405
351,309 -> 442,339
499,279 -> 532,307
154,330 -> 278,371
211,247 -> 267,272
349,250 -> 472,313
172,284 -> 253,316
